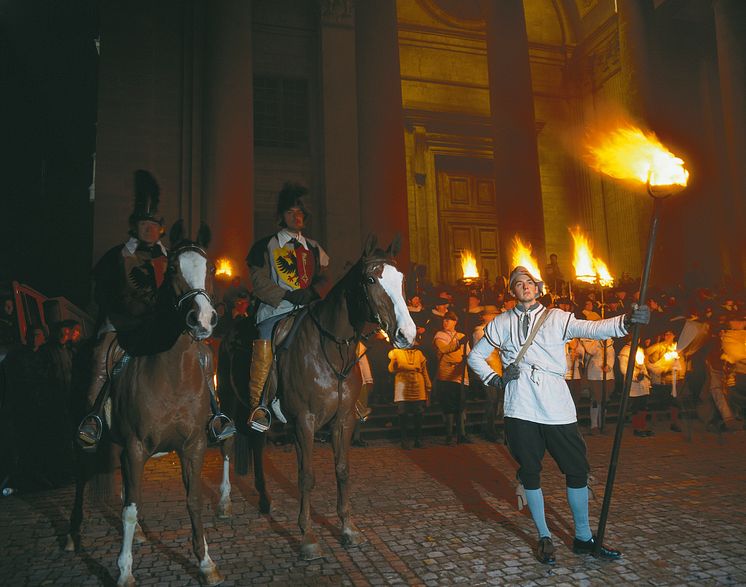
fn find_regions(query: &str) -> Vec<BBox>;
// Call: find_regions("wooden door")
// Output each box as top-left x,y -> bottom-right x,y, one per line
437,167 -> 501,285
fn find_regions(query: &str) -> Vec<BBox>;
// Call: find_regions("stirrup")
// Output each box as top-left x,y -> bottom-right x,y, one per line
77,414 -> 103,451
355,402 -> 372,424
208,413 -> 236,442
249,406 -> 272,432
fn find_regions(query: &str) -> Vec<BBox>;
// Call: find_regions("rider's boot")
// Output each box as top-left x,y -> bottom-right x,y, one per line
355,382 -> 372,423
248,340 -> 274,432
77,333 -> 118,451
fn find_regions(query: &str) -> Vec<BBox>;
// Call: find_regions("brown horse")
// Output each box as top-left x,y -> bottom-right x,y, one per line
222,235 -> 416,560
65,222 -> 224,586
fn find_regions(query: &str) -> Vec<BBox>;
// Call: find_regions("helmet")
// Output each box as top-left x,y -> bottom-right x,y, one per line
276,182 -> 310,227
128,170 -> 164,234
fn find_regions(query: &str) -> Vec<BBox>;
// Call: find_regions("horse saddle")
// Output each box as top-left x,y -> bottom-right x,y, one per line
264,308 -> 309,399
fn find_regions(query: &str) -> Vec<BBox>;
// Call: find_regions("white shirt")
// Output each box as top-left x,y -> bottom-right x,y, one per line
468,305 -> 627,425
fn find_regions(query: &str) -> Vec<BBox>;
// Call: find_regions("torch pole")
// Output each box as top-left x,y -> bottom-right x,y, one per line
594,196 -> 662,554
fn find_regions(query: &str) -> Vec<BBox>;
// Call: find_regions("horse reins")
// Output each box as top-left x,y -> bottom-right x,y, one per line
168,243 -> 215,339
307,258 -> 393,381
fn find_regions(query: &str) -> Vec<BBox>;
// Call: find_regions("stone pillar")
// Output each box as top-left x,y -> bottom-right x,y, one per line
201,0 -> 254,280
713,0 -> 746,286
318,1 -> 361,273
355,0 -> 410,267
482,0 -> 545,274
617,0 -> 657,121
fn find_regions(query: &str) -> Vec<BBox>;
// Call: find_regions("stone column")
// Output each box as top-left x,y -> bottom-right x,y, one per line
482,0 -> 545,274
617,0 -> 657,121
713,0 -> 746,285
318,1 -> 361,273
201,0 -> 254,280
355,0 -> 410,267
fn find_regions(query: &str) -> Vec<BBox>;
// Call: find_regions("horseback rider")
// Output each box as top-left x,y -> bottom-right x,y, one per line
245,182 -> 336,432
77,170 -> 235,449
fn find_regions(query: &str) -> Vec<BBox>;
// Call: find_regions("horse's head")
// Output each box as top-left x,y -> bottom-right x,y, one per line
167,221 -> 218,340
355,234 -> 416,349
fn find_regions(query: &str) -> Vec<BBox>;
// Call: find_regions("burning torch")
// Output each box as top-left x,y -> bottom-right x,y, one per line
584,123 -> 689,555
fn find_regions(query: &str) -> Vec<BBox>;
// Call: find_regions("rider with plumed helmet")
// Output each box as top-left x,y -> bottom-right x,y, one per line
245,182 -> 332,432
77,170 -> 235,448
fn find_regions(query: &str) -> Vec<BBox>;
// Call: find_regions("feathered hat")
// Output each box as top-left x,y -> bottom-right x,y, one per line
276,182 -> 309,227
129,169 -> 164,231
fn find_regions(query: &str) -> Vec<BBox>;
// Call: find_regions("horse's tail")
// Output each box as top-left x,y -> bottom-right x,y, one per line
234,430 -> 253,476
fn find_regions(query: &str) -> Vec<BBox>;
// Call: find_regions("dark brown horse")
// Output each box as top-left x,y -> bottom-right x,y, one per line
222,235 -> 416,560
65,222 -> 224,586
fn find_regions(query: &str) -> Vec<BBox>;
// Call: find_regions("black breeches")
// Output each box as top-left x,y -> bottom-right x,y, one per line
504,417 -> 589,490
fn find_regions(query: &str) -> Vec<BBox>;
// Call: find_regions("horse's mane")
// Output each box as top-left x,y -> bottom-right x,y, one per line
116,242 -> 196,357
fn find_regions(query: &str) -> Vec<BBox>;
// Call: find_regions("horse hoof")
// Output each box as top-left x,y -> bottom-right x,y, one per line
341,529 -> 367,548
258,498 -> 271,515
216,501 -> 232,519
300,542 -> 323,561
63,534 -> 78,552
200,567 -> 224,586
134,523 -> 147,544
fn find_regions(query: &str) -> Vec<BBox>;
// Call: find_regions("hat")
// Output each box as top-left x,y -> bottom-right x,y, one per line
508,266 -> 544,295
443,311 -> 458,321
129,170 -> 164,230
277,182 -> 310,226
426,296 -> 450,308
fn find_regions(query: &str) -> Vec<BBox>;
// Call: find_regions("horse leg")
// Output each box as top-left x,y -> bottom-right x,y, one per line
179,445 -> 224,586
295,417 -> 322,560
117,446 -> 146,587
216,442 -> 232,519
252,432 -> 271,514
331,412 -> 366,548
65,454 -> 88,552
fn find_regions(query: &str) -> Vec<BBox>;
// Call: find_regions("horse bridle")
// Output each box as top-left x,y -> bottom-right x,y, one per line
307,256 -> 397,381
170,244 -> 214,312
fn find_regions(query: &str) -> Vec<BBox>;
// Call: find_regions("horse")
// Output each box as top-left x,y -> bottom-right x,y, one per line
220,234 -> 416,560
65,221 -> 224,587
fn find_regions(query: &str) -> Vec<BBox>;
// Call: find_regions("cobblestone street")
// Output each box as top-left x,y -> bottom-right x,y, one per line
1,425 -> 745,586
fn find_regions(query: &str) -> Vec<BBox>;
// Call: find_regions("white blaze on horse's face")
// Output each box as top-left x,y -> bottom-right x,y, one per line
378,264 -> 417,348
178,250 -> 217,339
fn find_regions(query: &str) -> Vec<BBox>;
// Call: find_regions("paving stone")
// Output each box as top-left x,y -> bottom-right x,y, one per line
1,427 -> 745,585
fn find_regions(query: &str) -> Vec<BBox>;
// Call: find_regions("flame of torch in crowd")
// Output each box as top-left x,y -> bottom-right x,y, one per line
635,347 -> 645,366
215,258 -> 234,279
461,250 -> 479,280
511,237 -> 544,287
584,121 -> 690,555
571,228 -> 614,288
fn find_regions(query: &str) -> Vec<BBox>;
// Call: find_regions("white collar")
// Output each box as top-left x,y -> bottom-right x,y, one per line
123,237 -> 168,257
277,229 -> 308,249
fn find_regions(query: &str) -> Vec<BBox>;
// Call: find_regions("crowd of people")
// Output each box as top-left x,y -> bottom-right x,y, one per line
1,173 -> 744,507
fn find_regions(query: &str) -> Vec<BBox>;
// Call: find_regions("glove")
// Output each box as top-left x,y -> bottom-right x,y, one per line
624,303 -> 650,328
284,287 -> 317,306
502,362 -> 520,384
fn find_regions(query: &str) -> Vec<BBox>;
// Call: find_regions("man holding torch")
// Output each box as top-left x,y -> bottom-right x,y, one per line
468,265 -> 650,564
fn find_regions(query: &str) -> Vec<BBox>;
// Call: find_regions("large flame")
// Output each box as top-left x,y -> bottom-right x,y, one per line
570,228 -> 614,287
511,237 -> 543,284
461,250 -> 479,279
215,258 -> 234,279
585,124 -> 689,187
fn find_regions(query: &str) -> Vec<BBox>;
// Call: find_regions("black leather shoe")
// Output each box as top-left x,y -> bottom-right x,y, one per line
536,536 -> 555,564
573,535 -> 622,559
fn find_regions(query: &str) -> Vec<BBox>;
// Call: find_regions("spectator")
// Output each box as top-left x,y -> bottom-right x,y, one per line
388,341 -> 431,449
618,341 -> 653,437
473,305 -> 503,442
433,311 -> 471,445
